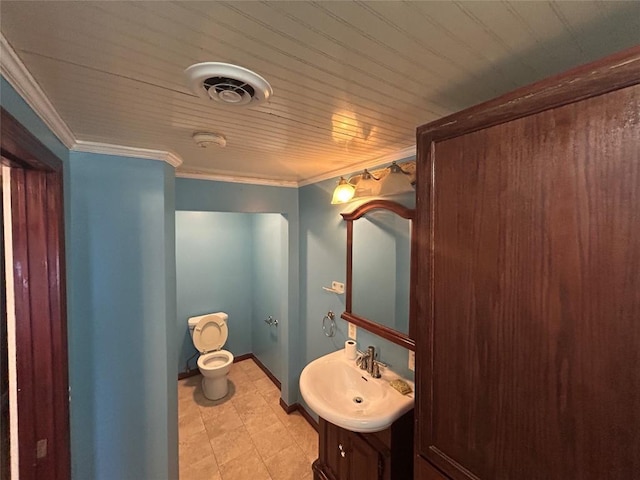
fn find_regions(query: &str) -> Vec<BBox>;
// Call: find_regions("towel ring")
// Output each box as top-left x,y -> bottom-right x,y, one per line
323,311 -> 336,337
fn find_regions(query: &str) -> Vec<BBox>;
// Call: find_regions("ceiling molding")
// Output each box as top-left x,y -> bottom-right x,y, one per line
297,145 -> 417,187
73,141 -> 183,168
1,33 -> 184,169
176,170 -> 298,188
0,33 -> 76,148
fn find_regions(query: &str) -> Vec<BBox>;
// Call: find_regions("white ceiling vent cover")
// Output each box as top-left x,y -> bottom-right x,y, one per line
184,62 -> 273,106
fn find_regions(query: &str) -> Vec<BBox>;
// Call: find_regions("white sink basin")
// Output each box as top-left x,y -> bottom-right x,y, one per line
299,349 -> 414,433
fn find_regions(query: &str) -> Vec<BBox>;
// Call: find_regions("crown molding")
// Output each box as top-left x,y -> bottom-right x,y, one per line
73,141 -> 183,167
0,33 -> 76,148
176,170 -> 298,188
297,145 -> 416,187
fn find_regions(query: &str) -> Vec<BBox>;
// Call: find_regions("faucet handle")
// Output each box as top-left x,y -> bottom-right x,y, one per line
371,362 -> 381,378
355,351 -> 366,369
360,356 -> 369,371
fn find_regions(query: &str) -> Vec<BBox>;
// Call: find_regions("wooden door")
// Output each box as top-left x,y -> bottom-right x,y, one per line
414,48 -> 640,480
1,108 -> 70,480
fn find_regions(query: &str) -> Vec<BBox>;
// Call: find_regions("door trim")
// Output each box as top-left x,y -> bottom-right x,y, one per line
1,107 -> 70,480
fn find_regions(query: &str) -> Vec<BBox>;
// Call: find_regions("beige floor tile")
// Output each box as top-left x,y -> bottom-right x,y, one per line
231,390 -> 268,415
273,408 -> 308,431
249,419 -> 295,461
263,444 -> 313,480
179,396 -> 201,419
203,407 -> 244,440
179,428 -> 214,465
228,366 -> 251,383
228,377 -> 259,399
245,367 -> 268,382
199,398 -> 237,423
218,447 -> 272,480
209,425 -> 255,466
239,405 -> 281,436
178,373 -> 311,480
178,379 -> 201,406
180,453 -> 220,480
179,409 -> 206,439
260,387 -> 281,407
235,359 -> 256,371
238,360 -> 265,375
253,377 -> 275,393
289,420 -> 319,463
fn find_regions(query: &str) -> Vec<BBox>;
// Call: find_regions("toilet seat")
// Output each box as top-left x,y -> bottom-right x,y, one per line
198,351 -> 233,370
193,314 -> 228,354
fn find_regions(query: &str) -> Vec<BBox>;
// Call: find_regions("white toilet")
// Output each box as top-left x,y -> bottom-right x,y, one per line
188,312 -> 234,400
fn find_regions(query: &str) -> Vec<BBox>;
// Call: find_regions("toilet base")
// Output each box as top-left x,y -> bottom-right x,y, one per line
201,375 -> 229,400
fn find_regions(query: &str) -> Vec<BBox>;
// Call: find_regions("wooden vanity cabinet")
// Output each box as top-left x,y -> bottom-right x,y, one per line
312,410 -> 413,480
414,48 -> 640,479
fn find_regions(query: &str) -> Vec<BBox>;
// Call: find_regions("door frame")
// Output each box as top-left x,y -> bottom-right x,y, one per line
1,107 -> 70,480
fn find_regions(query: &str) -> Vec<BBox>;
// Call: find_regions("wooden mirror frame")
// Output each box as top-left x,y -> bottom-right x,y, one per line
341,199 -> 416,350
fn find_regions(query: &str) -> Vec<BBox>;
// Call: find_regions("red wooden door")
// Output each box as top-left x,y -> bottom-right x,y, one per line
415,48 -> 640,480
2,108 -> 70,480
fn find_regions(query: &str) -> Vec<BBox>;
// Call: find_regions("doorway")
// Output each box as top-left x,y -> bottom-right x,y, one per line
175,211 -> 287,381
1,108 -> 70,480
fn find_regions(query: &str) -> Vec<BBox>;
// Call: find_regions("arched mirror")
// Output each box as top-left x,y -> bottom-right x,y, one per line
341,200 -> 415,350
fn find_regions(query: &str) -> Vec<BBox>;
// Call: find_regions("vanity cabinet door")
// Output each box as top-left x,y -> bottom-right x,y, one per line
318,419 -> 344,479
345,430 -> 383,480
316,419 -> 384,480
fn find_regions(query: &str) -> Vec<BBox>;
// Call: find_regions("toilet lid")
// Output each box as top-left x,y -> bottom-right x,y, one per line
193,314 -> 228,354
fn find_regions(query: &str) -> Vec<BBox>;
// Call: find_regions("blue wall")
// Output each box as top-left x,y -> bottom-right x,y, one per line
2,77 -> 178,480
176,179 -> 299,403
67,152 -> 177,480
175,211 -> 285,379
251,214 -> 285,379
176,212 -> 254,369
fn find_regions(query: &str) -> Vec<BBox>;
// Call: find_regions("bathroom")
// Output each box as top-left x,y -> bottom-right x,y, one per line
174,167 -> 416,479
2,3 -> 639,480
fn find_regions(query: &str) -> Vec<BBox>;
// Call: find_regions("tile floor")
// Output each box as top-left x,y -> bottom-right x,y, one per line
178,358 -> 318,480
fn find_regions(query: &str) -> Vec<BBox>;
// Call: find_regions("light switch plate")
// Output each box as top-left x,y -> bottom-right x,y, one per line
348,322 -> 356,340
408,350 -> 415,372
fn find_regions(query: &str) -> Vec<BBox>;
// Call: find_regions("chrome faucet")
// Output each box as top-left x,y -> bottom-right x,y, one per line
366,346 -> 376,376
356,346 -> 385,378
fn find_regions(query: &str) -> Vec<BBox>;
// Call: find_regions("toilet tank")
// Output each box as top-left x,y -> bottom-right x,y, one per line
188,312 -> 228,336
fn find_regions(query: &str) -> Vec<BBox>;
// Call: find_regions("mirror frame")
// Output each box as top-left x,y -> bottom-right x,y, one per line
341,199 -> 416,350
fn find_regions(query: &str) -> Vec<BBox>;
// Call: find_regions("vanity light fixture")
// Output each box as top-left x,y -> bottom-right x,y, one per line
331,177 -> 356,204
354,169 -> 381,198
330,161 -> 415,204
378,162 -> 413,196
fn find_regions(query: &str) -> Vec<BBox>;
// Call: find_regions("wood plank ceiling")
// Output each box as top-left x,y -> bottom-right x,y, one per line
1,1 -> 639,184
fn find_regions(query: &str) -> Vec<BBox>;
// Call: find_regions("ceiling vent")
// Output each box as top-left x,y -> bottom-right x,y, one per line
184,62 -> 273,107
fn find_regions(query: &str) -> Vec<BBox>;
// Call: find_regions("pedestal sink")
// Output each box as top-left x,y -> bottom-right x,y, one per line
299,349 -> 414,433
